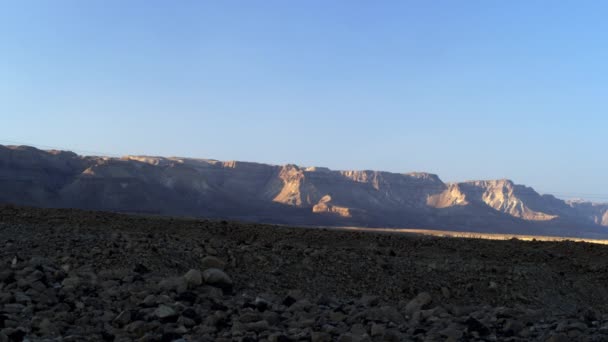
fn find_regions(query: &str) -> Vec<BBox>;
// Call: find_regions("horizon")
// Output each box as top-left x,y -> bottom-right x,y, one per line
2,1 -> 607,201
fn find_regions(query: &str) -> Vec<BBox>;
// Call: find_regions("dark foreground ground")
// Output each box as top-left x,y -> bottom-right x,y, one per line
1,205 -> 608,341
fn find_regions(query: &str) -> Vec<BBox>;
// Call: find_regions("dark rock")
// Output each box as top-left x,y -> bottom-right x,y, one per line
155,305 -> 177,321
134,264 -> 150,274
202,268 -> 232,290
465,316 -> 490,336
113,310 -> 132,327
161,332 -> 182,342
201,256 -> 226,270
503,319 -> 525,336
404,292 -> 432,315
282,295 -> 297,307
184,269 -> 202,287
6,328 -> 26,342
175,291 -> 197,303
181,308 -> 200,322
101,330 -> 115,341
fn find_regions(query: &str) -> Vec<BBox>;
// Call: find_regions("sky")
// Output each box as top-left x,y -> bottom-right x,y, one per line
1,1 -> 607,201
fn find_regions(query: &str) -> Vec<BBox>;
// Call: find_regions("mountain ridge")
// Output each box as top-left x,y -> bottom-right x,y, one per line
1,144 -> 607,238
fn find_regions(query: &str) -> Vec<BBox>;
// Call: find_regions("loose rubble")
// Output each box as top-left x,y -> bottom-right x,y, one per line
2,205 -> 608,341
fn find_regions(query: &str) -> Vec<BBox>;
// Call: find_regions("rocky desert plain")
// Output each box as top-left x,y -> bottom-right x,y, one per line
2,205 -> 608,341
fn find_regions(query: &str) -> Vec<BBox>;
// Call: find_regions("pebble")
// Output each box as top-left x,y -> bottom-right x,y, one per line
201,256 -> 226,270
155,305 -> 177,319
61,277 -> 80,288
113,310 -> 132,326
2,209 -> 608,342
202,268 -> 232,289
405,292 -> 432,315
183,269 -> 202,287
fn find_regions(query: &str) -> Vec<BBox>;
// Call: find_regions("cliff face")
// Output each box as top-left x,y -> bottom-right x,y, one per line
0,145 -> 87,207
429,180 -> 559,221
273,168 -> 446,216
1,145 -> 607,237
567,201 -> 608,227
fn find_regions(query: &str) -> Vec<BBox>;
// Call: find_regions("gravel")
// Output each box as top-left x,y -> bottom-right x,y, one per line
1,205 -> 608,341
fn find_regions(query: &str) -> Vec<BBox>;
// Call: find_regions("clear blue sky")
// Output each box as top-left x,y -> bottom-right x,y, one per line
1,1 -> 607,200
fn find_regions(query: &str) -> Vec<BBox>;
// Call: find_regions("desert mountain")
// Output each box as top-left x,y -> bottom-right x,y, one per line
1,144 -> 607,238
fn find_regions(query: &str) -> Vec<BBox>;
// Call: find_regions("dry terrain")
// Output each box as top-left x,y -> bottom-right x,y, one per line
327,227 -> 608,245
3,144 -> 608,238
2,205 -> 608,341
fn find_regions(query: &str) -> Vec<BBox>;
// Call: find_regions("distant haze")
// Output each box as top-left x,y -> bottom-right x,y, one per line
1,1 -> 607,200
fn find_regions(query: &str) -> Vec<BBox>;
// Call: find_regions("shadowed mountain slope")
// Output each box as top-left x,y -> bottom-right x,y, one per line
0,144 -> 607,238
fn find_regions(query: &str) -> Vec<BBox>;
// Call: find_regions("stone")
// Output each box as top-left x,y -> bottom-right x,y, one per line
287,299 -> 312,312
14,293 -> 31,303
113,310 -> 131,326
382,330 -> 403,342
465,316 -> 490,336
283,294 -> 297,307
36,317 -> 56,335
202,268 -> 232,289
336,333 -> 371,342
545,333 -> 570,342
2,304 -> 25,314
29,256 -> 51,267
440,323 -> 463,340
239,312 -> 262,323
350,323 -> 367,335
61,277 -> 81,288
503,319 -> 525,336
311,331 -> 331,342
269,333 -> 294,342
405,292 -> 432,315
359,295 -> 379,307
138,294 -> 155,307
254,296 -> 270,311
330,311 -> 346,322
159,277 -> 188,293
3,328 -> 25,342
371,323 -> 385,336
155,305 -> 177,319
125,321 -> 147,336
0,271 -> 14,283
133,263 -> 150,274
183,269 -> 202,287
245,320 -> 269,331
568,322 -> 588,331
368,306 -> 404,324
201,256 -> 226,270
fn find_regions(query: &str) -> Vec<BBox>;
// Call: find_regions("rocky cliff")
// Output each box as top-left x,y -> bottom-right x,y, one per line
1,144 -> 607,237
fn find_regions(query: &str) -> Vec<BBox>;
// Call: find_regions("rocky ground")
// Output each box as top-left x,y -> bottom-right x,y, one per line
1,205 -> 608,341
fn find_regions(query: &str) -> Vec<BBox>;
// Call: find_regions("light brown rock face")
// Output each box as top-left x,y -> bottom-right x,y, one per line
272,165 -> 315,206
427,184 -> 468,208
312,195 -> 354,218
1,144 -> 607,237
428,180 -> 558,221
272,168 -> 446,217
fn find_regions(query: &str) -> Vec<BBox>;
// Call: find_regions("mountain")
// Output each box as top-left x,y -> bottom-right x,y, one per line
1,144 -> 607,238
